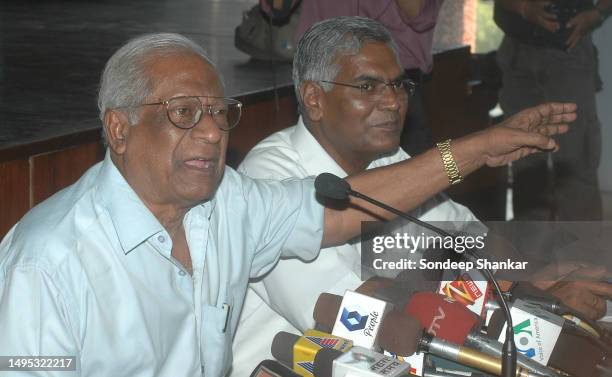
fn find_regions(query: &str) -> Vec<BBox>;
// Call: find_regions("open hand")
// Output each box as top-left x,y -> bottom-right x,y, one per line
480,102 -> 575,167
533,263 -> 612,320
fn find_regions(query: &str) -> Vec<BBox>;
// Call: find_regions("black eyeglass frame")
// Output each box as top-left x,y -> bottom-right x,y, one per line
318,78 -> 417,98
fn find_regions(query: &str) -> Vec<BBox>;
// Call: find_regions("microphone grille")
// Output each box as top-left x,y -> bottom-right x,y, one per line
271,331 -> 300,366
313,348 -> 344,377
314,173 -> 350,200
313,293 -> 342,331
378,309 -> 422,356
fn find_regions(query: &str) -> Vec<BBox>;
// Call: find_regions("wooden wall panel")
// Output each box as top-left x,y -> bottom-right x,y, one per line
425,46 -> 472,141
424,47 -> 505,220
30,141 -> 104,206
227,94 -> 298,168
0,159 -> 30,238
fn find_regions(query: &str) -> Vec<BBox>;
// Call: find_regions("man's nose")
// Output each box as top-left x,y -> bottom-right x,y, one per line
189,108 -> 223,144
377,85 -> 405,111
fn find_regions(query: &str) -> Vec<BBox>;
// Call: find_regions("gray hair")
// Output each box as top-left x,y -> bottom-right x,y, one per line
292,16 -> 399,113
98,33 -> 217,138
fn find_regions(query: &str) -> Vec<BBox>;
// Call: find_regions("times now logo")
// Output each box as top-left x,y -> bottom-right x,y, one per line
340,306 -> 380,338
441,272 -> 483,306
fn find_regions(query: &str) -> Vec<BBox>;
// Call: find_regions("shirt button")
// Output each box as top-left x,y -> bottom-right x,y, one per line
157,235 -> 165,243
178,270 -> 186,276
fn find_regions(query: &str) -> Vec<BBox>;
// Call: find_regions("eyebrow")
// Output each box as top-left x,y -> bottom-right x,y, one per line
352,73 -> 408,83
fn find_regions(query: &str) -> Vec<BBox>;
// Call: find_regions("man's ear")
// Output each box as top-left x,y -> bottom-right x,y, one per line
300,81 -> 325,122
103,110 -> 131,155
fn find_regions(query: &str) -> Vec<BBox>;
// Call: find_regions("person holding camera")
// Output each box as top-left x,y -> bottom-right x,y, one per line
494,0 -> 611,220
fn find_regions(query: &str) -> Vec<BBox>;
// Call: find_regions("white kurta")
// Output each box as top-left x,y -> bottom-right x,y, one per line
230,117 -> 479,376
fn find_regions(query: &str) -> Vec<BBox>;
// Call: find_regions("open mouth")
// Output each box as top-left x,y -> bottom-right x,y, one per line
184,158 -> 218,170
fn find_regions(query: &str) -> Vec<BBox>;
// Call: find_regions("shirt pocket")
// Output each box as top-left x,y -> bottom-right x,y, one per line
201,303 -> 233,377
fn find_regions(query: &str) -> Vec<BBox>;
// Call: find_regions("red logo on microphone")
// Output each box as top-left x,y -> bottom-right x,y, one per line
441,273 -> 483,307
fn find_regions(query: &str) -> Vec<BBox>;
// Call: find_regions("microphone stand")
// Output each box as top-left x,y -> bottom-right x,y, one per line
317,174 -> 518,377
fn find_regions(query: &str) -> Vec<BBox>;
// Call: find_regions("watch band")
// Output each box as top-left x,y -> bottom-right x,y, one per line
436,139 -> 463,185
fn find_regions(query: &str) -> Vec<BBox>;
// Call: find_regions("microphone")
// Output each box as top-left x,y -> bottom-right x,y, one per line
371,269 -> 439,309
330,290 -> 392,350
405,292 -> 481,345
315,173 -> 454,238
271,330 -> 353,376
422,368 -> 489,377
488,306 -> 608,377
508,283 -> 566,315
315,172 -> 518,377
313,292 -> 422,356
405,292 -> 561,377
314,173 -> 352,200
492,282 -> 610,343
314,292 -> 551,377
418,331 -> 539,377
250,360 -> 302,377
313,346 -> 412,377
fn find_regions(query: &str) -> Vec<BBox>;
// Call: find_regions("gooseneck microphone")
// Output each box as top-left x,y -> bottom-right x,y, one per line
315,172 -> 453,238
314,172 -> 518,377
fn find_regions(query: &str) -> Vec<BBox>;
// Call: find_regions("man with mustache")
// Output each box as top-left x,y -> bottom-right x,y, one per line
0,31 -> 572,377
231,16 -> 607,376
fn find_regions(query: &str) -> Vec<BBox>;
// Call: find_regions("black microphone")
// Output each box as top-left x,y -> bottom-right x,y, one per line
250,360 -> 302,377
315,173 -> 453,237
314,172 -> 518,377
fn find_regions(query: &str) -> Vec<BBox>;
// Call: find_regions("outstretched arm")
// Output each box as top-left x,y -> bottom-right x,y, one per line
321,102 -> 575,247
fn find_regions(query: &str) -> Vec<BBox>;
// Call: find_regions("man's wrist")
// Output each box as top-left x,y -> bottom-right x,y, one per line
436,139 -> 463,185
439,132 -> 487,181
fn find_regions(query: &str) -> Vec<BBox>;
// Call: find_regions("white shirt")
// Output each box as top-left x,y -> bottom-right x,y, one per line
0,151 -> 324,377
230,117 -> 478,376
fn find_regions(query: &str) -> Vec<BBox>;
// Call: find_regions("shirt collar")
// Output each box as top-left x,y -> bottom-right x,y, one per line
290,116 -> 405,178
96,151 -> 166,254
96,152 -> 217,254
290,116 -> 348,178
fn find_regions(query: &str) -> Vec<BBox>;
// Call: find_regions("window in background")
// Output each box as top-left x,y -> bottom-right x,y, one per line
475,0 -> 504,53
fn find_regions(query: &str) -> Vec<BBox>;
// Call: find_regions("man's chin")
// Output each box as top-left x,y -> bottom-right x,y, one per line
368,140 -> 401,157
176,170 -> 224,205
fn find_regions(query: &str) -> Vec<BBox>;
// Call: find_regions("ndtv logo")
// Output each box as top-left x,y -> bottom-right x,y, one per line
340,305 -> 369,331
427,306 -> 445,337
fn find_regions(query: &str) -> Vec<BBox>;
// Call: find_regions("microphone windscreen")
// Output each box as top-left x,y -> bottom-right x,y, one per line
405,292 -> 480,345
378,308 -> 423,356
271,331 -> 300,366
313,293 -> 342,331
314,173 -> 350,200
250,360 -> 302,377
313,348 -> 344,377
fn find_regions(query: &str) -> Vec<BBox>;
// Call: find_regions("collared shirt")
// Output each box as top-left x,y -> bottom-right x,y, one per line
295,0 -> 445,73
0,152 -> 324,377
230,117 -> 478,376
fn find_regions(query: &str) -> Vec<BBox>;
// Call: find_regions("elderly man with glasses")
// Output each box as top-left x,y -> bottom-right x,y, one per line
0,31 -> 574,377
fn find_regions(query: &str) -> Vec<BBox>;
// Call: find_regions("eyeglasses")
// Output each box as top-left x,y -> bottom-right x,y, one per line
319,78 -> 416,101
137,96 -> 243,131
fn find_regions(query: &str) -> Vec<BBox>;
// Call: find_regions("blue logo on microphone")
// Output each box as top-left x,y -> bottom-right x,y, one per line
340,305 -> 369,331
